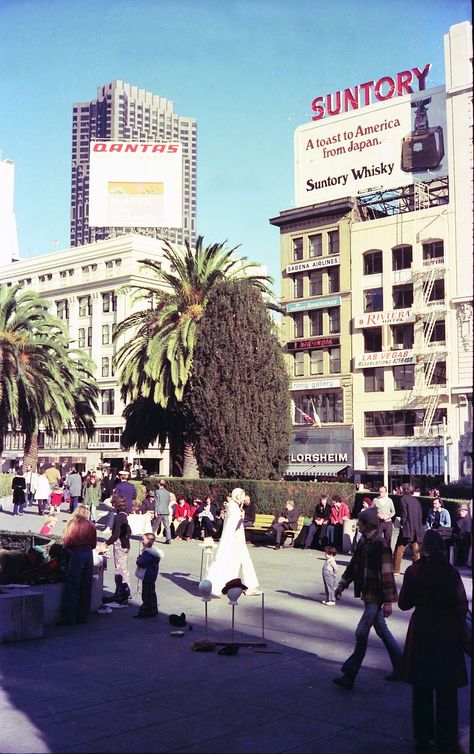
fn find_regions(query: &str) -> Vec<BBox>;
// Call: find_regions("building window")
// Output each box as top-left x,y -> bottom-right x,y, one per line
393,284 -> 413,309
102,292 -> 117,313
363,288 -> 383,312
309,234 -> 322,258
327,266 -> 340,293
101,389 -> 115,415
294,390 -> 343,424
329,347 -> 341,374
422,240 -> 444,262
363,250 -> 383,275
78,328 -> 86,348
87,326 -> 92,347
102,325 -> 110,345
97,427 -> 121,443
363,328 -> 382,352
367,449 -> 384,469
294,352 -> 304,377
427,279 -> 445,303
364,368 -> 384,392
391,324 -> 414,349
56,299 -> 69,320
364,410 -> 417,437
309,270 -> 323,296
392,245 -> 413,270
393,364 -> 415,390
102,357 -> 110,377
310,349 -> 324,375
310,310 -> 323,336
427,319 -> 446,344
293,314 -> 304,339
328,307 -> 340,334
292,237 -> 303,261
328,230 -> 339,255
293,275 -> 304,299
79,296 -> 92,316
427,360 -> 446,385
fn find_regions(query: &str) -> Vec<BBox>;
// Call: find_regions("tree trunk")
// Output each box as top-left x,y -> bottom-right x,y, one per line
182,441 -> 199,478
22,433 -> 39,472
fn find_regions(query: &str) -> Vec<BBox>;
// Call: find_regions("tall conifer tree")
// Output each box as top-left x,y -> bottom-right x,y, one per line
189,280 -> 291,479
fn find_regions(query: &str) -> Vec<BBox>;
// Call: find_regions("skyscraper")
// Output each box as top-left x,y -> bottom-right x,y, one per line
70,81 -> 196,247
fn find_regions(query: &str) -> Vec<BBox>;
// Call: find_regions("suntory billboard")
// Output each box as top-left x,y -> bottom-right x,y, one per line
89,141 -> 183,228
295,85 -> 447,207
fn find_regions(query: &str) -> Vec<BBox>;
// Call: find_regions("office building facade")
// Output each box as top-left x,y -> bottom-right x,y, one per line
0,235 -> 172,475
71,81 -> 197,248
272,21 -> 472,487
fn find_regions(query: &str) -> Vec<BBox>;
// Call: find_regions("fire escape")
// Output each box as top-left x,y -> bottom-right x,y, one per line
406,182 -> 448,437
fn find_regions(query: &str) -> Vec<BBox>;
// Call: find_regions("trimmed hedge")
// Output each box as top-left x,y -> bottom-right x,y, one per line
144,477 -> 356,518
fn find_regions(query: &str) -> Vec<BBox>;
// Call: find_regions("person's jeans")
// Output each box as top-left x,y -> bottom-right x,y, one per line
341,601 -> 403,680
152,513 -> 171,542
63,547 -> 93,624
70,496 -> 80,513
13,501 -> 26,515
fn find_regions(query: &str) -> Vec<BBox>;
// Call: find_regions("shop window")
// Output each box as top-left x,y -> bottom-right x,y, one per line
329,347 -> 341,374
392,245 -> 412,270
327,266 -> 340,293
310,350 -> 323,375
308,310 -> 322,336
367,449 -> 384,469
364,288 -> 383,312
293,275 -> 304,299
363,328 -> 382,352
328,230 -> 339,255
309,234 -> 322,258
391,324 -> 414,349
293,352 -> 305,377
393,364 -> 415,390
364,368 -> 384,392
328,307 -> 340,334
393,284 -> 413,309
293,314 -> 304,339
363,250 -> 383,275
309,270 -> 323,296
292,237 -> 303,261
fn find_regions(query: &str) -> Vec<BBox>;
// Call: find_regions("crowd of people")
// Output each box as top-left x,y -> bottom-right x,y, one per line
3,466 -> 472,752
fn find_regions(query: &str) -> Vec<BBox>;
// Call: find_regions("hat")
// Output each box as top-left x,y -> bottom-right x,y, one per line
147,490 -> 155,497
363,497 -> 373,505
358,507 -> 380,528
118,470 -> 129,477
169,612 -> 186,627
221,578 -> 247,595
459,504 -> 469,512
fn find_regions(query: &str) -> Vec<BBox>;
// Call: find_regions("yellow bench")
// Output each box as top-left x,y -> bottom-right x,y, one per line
245,514 -> 305,547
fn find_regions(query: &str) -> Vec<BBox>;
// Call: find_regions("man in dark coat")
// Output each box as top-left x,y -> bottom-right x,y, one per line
393,484 -> 425,574
152,479 -> 172,544
269,500 -> 300,550
304,495 -> 331,550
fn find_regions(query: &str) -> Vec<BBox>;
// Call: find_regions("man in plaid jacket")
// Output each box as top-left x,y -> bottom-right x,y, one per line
332,506 -> 402,690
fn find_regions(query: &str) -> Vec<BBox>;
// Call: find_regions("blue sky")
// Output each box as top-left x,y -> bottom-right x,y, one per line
0,0 -> 470,290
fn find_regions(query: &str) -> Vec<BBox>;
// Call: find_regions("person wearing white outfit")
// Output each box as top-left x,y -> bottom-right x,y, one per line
205,487 -> 260,597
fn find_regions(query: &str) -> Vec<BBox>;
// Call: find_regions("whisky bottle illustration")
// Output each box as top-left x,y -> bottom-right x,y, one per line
401,98 -> 444,172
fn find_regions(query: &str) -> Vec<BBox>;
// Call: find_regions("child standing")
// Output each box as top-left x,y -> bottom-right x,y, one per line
134,533 -> 163,619
40,515 -> 57,537
322,545 -> 338,605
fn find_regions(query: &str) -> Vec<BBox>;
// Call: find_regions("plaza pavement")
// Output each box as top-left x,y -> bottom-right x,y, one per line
0,500 -> 471,754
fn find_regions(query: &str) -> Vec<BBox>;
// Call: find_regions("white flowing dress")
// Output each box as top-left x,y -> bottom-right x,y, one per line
205,499 -> 259,596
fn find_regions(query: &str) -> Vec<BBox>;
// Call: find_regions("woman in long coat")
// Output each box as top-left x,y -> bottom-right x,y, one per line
398,529 -> 468,754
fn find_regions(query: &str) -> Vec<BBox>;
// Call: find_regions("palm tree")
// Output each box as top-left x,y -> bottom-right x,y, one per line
0,284 -> 98,469
114,236 -> 278,476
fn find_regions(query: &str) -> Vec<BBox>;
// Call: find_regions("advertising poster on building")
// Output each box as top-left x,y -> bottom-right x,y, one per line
295,85 -> 447,207
89,142 -> 183,228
